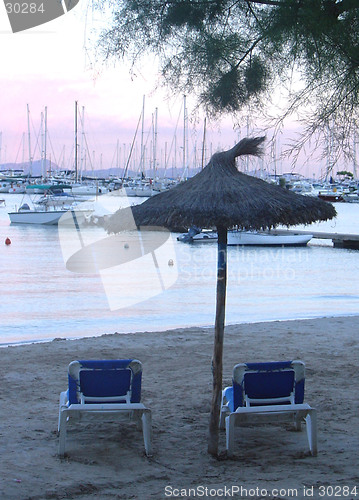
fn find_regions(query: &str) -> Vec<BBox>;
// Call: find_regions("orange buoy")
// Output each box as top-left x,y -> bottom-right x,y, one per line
5,237 -> 11,245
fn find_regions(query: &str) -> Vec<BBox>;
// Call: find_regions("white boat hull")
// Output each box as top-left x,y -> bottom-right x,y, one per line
8,209 -> 91,225
226,231 -> 312,246
71,185 -> 109,196
179,230 -> 313,246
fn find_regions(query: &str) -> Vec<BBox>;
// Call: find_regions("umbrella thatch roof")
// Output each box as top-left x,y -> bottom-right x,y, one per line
107,137 -> 336,232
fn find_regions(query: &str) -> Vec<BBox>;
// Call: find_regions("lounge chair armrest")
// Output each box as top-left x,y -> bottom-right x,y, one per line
234,403 -> 313,414
221,386 -> 234,412
66,402 -> 148,411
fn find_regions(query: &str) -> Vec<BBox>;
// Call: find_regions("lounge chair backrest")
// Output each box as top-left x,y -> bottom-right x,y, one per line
67,359 -> 142,404
231,360 -> 305,411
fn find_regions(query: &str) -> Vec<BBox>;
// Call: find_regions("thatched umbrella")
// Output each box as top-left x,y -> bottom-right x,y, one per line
107,137 -> 336,457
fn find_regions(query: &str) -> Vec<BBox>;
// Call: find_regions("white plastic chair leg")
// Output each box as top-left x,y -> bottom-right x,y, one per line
219,391 -> 227,430
305,409 -> 318,456
226,414 -> 235,457
294,412 -> 302,431
141,409 -> 153,456
58,392 -> 67,432
219,407 -> 228,430
58,410 -> 68,456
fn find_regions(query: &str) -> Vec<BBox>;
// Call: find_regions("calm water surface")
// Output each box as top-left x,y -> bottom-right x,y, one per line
1,194 -> 358,346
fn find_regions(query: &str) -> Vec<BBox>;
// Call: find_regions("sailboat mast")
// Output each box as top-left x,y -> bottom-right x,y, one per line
116,139 -> 120,171
201,117 -> 207,170
41,107 -> 48,179
80,105 -> 85,179
353,127 -> 357,181
153,107 -> 158,176
174,134 -> 177,178
183,95 -> 186,175
74,101 -> 78,182
27,104 -> 32,176
44,106 -> 47,178
140,95 -> 145,177
41,111 -> 44,179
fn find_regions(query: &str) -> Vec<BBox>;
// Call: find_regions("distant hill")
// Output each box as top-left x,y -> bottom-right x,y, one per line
0,160 -> 199,180
0,160 -> 46,177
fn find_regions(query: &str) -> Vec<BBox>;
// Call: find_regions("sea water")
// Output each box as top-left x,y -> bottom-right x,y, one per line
1,193 -> 359,346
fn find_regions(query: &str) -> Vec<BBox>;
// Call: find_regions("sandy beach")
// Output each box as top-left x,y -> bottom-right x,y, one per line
1,316 -> 358,500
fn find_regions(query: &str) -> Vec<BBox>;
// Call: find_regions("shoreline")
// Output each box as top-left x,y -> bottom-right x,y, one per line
1,315 -> 358,499
2,312 -> 359,349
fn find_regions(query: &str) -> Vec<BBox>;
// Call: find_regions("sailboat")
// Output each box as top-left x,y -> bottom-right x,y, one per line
8,104 -> 93,225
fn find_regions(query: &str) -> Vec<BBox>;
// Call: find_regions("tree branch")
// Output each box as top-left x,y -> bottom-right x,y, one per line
336,0 -> 358,15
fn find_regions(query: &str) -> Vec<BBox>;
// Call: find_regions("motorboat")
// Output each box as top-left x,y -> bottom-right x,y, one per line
8,201 -> 93,225
8,204 -> 71,225
317,185 -> 347,202
343,191 -> 359,203
318,191 -> 345,202
70,183 -> 109,196
227,230 -> 312,246
36,191 -> 84,207
177,227 -> 313,246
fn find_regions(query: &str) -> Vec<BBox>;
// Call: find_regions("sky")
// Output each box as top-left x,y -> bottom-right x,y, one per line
0,2 -> 248,176
0,2 -> 348,180
0,4 -> 165,169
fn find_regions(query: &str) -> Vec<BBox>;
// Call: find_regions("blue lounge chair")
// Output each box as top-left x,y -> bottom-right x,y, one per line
58,359 -> 152,456
220,360 -> 317,457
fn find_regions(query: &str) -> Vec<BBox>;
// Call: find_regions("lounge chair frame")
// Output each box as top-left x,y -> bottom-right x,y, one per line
220,360 -> 317,457
58,359 -> 152,456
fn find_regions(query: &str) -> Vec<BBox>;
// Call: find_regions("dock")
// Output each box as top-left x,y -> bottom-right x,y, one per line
271,230 -> 359,250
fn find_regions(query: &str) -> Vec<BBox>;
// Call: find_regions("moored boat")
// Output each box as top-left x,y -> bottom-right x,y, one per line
8,201 -> 93,225
227,230 -> 312,246
177,227 -> 313,246
8,205 -> 70,225
318,191 -> 345,202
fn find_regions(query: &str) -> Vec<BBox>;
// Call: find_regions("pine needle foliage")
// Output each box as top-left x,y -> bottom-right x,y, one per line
93,0 -> 359,148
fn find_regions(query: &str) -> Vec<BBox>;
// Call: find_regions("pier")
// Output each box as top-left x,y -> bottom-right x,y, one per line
272,230 -> 359,250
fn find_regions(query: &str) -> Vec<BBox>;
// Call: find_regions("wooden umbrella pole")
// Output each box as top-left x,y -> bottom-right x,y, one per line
208,225 -> 228,457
